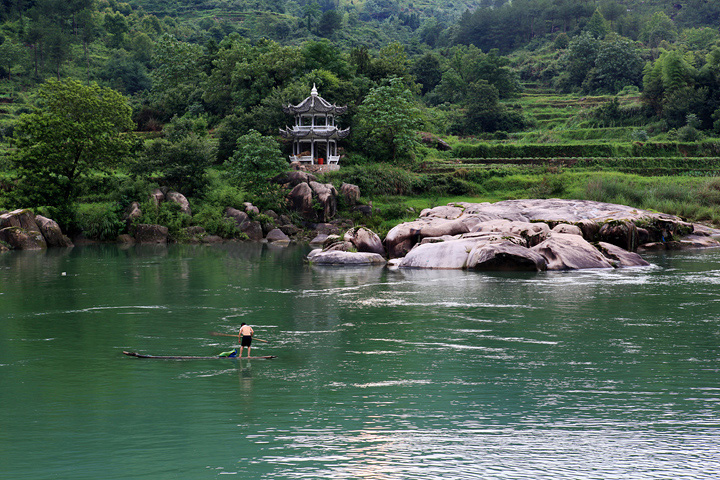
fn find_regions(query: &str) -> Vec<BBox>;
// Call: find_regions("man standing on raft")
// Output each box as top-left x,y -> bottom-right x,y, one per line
238,322 -> 254,358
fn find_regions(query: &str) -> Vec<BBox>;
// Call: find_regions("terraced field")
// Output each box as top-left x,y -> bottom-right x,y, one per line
423,84 -> 720,177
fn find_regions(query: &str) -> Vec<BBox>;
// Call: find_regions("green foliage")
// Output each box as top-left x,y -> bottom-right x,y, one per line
203,183 -> 245,209
11,79 -> 136,210
554,33 -> 570,50
137,133 -> 215,197
224,129 -> 287,193
75,202 -> 125,241
138,199 -> 191,240
99,51 -> 151,95
640,12 -> 678,47
584,9 -> 610,39
355,77 -> 424,162
458,80 -> 526,134
584,36 -> 644,93
324,163 -> 420,196
557,32 -> 600,91
431,45 -> 521,103
192,204 -> 241,238
411,52 -> 442,95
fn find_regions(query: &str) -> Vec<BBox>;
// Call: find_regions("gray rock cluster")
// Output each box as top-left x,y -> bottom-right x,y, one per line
0,209 -> 73,251
307,226 -> 387,265
308,199 -> 720,271
386,199 -> 719,270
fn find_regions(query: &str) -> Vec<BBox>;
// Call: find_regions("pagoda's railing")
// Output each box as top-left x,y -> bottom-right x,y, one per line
289,155 -> 340,165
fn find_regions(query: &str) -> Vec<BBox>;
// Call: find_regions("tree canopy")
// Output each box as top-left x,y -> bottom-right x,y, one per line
11,79 -> 136,209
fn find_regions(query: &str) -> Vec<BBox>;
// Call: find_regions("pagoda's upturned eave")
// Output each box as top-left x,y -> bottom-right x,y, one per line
283,98 -> 348,115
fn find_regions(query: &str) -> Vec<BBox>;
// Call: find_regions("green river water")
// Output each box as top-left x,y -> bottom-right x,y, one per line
1,243 -> 719,479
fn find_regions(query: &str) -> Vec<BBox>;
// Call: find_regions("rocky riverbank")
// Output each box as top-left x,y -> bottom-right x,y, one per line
4,195 -> 720,274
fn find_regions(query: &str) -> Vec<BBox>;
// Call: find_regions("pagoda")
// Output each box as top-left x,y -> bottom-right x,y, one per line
280,84 -> 350,166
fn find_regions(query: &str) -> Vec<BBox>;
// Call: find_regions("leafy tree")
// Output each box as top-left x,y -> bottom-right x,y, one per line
369,42 -> 411,84
639,12 -> 677,47
99,51 -> 151,94
0,38 -> 25,80
150,34 -> 206,118
12,80 -> 135,210
556,32 -> 600,91
600,1 -> 627,29
301,40 -> 352,79
584,9 -> 610,38
104,11 -> 129,49
304,1 -> 321,31
583,36 -> 644,93
355,77 -> 424,162
317,9 -> 342,37
137,116 -> 215,197
682,27 -> 720,52
411,52 -> 442,95
432,45 -> 520,103
224,129 -> 287,193
224,39 -> 303,114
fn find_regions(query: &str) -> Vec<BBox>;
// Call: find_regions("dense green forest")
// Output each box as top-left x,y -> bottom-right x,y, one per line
2,0 -> 720,241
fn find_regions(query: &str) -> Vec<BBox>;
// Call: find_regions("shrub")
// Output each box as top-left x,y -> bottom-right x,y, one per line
192,205 -> 241,238
138,200 -> 191,240
631,129 -> 649,142
75,203 -> 125,240
203,184 -> 245,209
325,164 -> 419,196
224,130 -> 286,194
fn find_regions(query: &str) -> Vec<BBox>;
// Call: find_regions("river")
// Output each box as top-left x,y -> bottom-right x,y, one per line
1,243 -> 719,479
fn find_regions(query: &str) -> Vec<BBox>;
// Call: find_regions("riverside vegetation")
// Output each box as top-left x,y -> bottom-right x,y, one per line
2,0 -> 720,250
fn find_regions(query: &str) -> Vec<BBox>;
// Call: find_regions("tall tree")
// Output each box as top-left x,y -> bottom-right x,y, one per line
12,80 -> 136,210
355,77 -> 424,162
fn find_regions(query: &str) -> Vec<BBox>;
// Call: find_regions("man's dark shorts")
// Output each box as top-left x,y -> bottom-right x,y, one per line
240,336 -> 252,347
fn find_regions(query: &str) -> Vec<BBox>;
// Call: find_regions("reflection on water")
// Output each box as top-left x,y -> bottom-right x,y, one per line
1,244 -> 720,479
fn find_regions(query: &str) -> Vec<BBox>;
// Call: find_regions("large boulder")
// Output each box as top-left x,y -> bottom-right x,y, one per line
419,205 -> 465,220
385,218 -> 469,258
340,183 -> 360,206
310,233 -> 329,246
532,233 -> 613,270
0,209 -> 41,232
124,202 -> 142,228
596,242 -> 650,267
288,182 -> 314,217
281,170 -> 318,188
552,223 -> 583,236
224,207 -> 250,228
598,220 -> 639,252
265,228 -> 291,244
244,202 -> 260,215
472,220 -> 551,247
149,188 -> 165,207
398,238 -> 481,269
166,191 -> 191,216
134,224 -> 169,244
240,221 -> 263,241
309,181 -> 337,221
384,199 -> 720,270
344,227 -> 385,256
307,249 -> 387,266
467,241 -> 547,271
35,215 -> 73,247
0,226 -> 47,250
0,209 -> 47,250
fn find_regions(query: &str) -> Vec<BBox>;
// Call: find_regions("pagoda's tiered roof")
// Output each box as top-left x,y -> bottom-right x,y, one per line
283,85 -> 348,115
